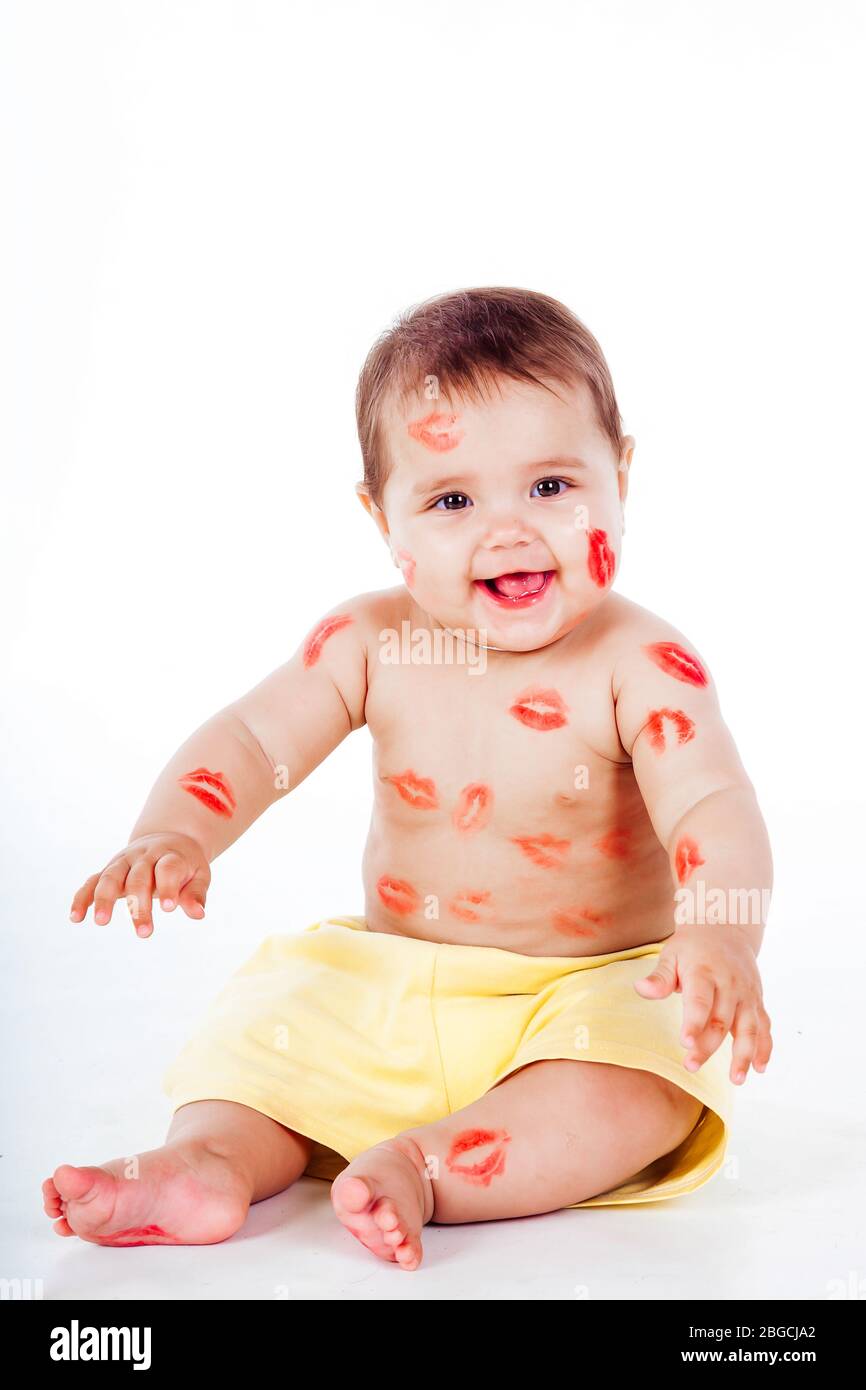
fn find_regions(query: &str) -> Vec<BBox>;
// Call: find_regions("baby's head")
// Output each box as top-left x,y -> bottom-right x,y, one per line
355,287 -> 634,652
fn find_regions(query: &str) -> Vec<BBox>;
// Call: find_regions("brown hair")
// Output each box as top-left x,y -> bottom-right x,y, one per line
355,286 -> 626,509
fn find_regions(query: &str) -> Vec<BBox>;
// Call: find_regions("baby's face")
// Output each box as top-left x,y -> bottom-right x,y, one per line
363,376 -> 632,652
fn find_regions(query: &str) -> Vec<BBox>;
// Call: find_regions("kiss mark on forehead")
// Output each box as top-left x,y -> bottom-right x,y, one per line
407,411 -> 465,453
385,769 -> 439,810
587,528 -> 616,587
453,783 -> 493,834
177,768 -> 237,818
302,613 -> 354,669
645,708 -> 696,753
445,1128 -> 511,1186
593,828 -> 632,860
644,641 -> 708,688
448,889 -> 493,922
509,687 -> 570,731
674,835 -> 705,885
376,875 -> 422,915
510,833 -> 571,869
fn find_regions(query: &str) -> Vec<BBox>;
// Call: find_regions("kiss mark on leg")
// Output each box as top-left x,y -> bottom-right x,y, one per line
385,769 -> 439,810
445,1128 -> 511,1186
645,708 -> 696,753
395,548 -> 416,586
552,906 -> 611,937
674,835 -> 705,885
407,411 -> 464,453
593,828 -> 632,860
177,768 -> 237,818
587,528 -> 616,587
303,613 -> 354,669
452,783 -> 493,833
644,641 -> 708,687
376,875 -> 422,916
447,890 -> 493,923
509,833 -> 571,869
509,687 -> 570,731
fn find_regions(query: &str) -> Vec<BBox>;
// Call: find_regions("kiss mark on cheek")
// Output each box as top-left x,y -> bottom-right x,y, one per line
303,614 -> 354,669
94,1224 -> 178,1246
407,411 -> 464,453
644,641 -> 708,688
645,708 -> 696,753
376,874 -> 421,916
448,889 -> 493,922
587,528 -> 616,587
509,687 -> 570,731
510,833 -> 571,869
385,769 -> 439,810
395,548 -> 416,586
453,783 -> 493,833
593,828 -> 632,860
675,835 -> 705,885
552,906 -> 611,937
177,768 -> 236,818
445,1128 -> 511,1186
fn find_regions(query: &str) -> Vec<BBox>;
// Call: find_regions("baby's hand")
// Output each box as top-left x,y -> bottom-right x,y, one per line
634,925 -> 773,1085
69,832 -> 211,938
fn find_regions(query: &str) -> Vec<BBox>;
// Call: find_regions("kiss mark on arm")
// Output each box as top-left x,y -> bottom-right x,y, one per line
674,835 -> 705,885
644,707 -> 696,752
552,906 -> 611,938
445,1128 -> 511,1186
385,769 -> 439,810
376,874 -> 422,916
509,833 -> 571,869
587,528 -> 616,587
508,687 -> 569,731
592,828 -> 632,860
447,889 -> 492,923
302,613 -> 354,669
452,783 -> 493,833
177,768 -> 237,818
644,641 -> 708,687
407,411 -> 464,453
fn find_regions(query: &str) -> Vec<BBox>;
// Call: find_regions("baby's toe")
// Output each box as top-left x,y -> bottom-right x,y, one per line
394,1237 -> 422,1270
53,1216 -> 75,1237
372,1198 -> 401,1232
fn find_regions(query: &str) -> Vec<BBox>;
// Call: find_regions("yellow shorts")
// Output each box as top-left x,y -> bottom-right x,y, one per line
161,915 -> 735,1207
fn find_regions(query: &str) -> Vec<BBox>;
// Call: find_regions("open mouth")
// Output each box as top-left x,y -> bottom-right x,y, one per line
474,569 -> 555,608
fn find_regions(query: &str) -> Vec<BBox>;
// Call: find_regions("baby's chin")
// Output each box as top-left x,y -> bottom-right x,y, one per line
413,571 -> 597,652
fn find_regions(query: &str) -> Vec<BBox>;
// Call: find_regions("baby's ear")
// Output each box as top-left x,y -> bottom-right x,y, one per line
355,483 -> 394,554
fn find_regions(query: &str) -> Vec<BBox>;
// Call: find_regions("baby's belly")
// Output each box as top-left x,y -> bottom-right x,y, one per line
360,814 -> 676,957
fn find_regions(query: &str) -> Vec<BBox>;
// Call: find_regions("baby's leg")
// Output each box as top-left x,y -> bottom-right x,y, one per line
331,1059 -> 702,1269
42,1099 -> 313,1247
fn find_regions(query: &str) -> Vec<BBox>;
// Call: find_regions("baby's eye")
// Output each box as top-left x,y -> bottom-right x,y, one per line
432,492 -> 472,511
531,478 -> 572,498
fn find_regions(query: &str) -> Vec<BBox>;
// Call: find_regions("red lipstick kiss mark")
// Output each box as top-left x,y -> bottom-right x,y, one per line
593,828 -> 632,860
552,906 -> 611,938
447,889 -> 493,923
385,769 -> 439,810
395,548 -> 416,586
302,613 -> 354,669
452,783 -> 493,833
644,641 -> 708,688
587,528 -> 616,587
445,1127 -> 511,1187
376,874 -> 422,916
177,768 -> 237,818
407,410 -> 464,453
510,833 -> 571,869
509,687 -> 569,731
645,707 -> 697,753
675,835 -> 705,885
94,1224 -> 178,1246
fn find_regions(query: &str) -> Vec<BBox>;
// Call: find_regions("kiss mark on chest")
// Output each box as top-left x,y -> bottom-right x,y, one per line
509,833 -> 571,869
452,783 -> 493,833
385,769 -> 440,810
509,686 -> 570,731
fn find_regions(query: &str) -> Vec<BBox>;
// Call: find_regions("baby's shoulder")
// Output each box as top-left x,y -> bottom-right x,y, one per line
593,593 -> 713,693
305,584 -> 410,657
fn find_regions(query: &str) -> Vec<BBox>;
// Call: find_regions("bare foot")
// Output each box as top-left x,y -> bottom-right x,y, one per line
41,1141 -> 252,1246
330,1137 -> 435,1271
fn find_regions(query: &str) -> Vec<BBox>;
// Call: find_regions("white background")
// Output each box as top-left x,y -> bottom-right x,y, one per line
3,0 -> 864,1300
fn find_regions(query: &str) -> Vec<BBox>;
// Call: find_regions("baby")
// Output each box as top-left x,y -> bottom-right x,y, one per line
45,287 -> 773,1271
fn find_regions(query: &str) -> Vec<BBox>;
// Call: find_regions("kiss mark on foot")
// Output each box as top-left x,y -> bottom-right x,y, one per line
177,768 -> 237,818
93,1224 -> 179,1246
385,769 -> 439,810
376,875 -> 422,916
447,889 -> 493,923
593,828 -> 632,860
407,411 -> 464,453
644,707 -> 697,752
452,783 -> 493,833
303,613 -> 354,669
587,528 -> 616,587
674,835 -> 705,885
509,687 -> 570,731
644,641 -> 708,687
445,1128 -> 511,1186
509,833 -> 571,869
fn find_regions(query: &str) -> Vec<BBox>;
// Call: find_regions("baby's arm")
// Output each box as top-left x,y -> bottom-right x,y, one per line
612,626 -> 773,1084
71,598 -> 367,934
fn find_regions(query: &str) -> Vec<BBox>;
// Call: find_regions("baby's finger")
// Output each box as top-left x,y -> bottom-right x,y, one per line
751,1007 -> 773,1073
153,852 -> 194,913
679,966 -> 716,1050
177,867 -> 209,920
124,860 -> 155,938
70,873 -> 101,922
91,861 -> 131,926
684,985 -> 738,1071
729,1003 -> 761,1084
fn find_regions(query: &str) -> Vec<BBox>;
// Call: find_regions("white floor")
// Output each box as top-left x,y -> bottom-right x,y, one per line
4,800 -> 865,1301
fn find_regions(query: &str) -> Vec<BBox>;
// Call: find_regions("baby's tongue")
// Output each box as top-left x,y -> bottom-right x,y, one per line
490,570 -> 546,598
